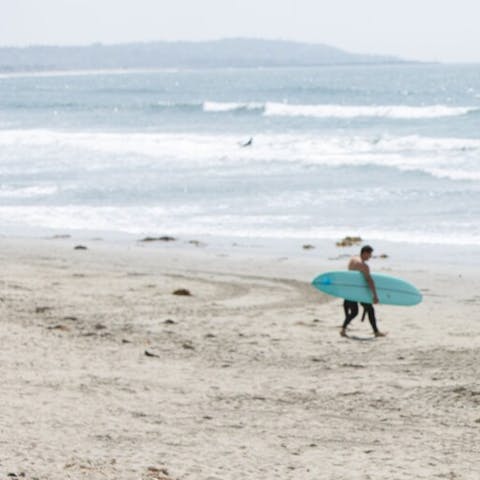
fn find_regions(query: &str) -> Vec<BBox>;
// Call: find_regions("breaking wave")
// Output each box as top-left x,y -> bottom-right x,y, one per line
263,102 -> 477,119
150,101 -> 479,119
196,101 -> 478,119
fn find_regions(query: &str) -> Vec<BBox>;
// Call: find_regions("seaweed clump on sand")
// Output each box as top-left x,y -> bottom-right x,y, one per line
336,236 -> 362,247
140,236 -> 176,242
173,288 -> 192,296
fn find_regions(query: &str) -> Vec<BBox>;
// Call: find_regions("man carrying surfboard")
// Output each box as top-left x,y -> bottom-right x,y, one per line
340,245 -> 386,338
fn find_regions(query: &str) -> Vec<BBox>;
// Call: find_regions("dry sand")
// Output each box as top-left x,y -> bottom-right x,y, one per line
1,236 -> 479,479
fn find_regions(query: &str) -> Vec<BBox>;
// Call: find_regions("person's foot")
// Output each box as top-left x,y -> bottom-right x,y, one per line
340,328 -> 348,337
374,331 -> 387,337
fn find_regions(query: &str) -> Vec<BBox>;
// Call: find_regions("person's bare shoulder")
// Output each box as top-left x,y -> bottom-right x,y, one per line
348,257 -> 370,275
348,256 -> 367,272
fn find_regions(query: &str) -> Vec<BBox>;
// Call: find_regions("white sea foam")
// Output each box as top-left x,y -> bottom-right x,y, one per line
263,102 -> 476,119
2,129 -> 479,156
0,185 -> 59,198
1,206 -> 479,247
0,205 -> 200,235
188,100 -> 478,118
1,129 -> 479,181
203,101 -> 263,112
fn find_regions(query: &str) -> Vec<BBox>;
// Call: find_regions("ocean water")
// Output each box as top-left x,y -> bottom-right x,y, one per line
1,64 -> 480,251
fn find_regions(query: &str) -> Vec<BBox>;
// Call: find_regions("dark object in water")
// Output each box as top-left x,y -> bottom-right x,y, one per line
74,245 -> 88,250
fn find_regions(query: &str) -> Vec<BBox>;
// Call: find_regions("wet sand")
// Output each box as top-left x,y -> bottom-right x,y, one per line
1,237 -> 479,480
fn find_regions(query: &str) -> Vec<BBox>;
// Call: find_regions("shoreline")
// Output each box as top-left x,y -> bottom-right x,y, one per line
1,235 -> 480,479
2,227 -> 480,271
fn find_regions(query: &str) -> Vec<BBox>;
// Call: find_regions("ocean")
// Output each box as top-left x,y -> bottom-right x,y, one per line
1,64 -> 480,256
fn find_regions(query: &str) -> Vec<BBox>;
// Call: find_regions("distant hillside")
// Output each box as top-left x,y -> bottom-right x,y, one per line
0,38 -> 406,72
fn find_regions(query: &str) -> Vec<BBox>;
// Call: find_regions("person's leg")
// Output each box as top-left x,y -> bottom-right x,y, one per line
341,300 -> 358,335
360,303 -> 386,337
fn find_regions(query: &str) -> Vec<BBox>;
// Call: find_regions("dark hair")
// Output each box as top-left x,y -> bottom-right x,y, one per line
361,245 -> 374,254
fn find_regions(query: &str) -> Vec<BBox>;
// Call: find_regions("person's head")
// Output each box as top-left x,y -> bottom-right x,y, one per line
360,245 -> 374,261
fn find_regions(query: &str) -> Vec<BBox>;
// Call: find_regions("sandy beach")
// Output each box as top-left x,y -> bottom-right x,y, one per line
1,236 -> 480,480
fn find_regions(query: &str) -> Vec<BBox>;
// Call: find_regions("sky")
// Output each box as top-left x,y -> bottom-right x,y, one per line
1,0 -> 480,63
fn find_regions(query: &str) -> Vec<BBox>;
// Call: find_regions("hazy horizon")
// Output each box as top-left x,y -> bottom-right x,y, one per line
2,0 -> 480,63
0,38 -> 409,72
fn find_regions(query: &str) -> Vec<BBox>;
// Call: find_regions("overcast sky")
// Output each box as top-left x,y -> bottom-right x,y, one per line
2,0 -> 479,62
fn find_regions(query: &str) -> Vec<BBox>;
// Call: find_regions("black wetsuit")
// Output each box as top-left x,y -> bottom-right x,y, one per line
342,300 -> 379,333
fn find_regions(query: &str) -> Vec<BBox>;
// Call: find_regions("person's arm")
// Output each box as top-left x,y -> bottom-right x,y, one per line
361,265 -> 379,304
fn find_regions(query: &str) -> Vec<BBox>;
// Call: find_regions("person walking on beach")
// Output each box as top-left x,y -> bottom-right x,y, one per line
340,245 -> 386,338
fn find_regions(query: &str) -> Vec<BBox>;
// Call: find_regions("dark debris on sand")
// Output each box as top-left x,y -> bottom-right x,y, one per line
336,236 -> 362,247
140,236 -> 176,242
144,350 -> 160,358
35,306 -> 53,314
145,466 -> 174,480
172,289 -> 192,296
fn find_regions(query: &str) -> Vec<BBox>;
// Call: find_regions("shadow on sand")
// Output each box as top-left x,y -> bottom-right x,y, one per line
345,335 -> 375,342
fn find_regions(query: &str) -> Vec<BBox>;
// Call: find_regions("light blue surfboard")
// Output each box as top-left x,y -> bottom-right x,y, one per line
312,271 -> 422,306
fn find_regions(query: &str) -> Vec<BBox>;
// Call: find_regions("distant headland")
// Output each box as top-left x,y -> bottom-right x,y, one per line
0,38 -> 410,72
